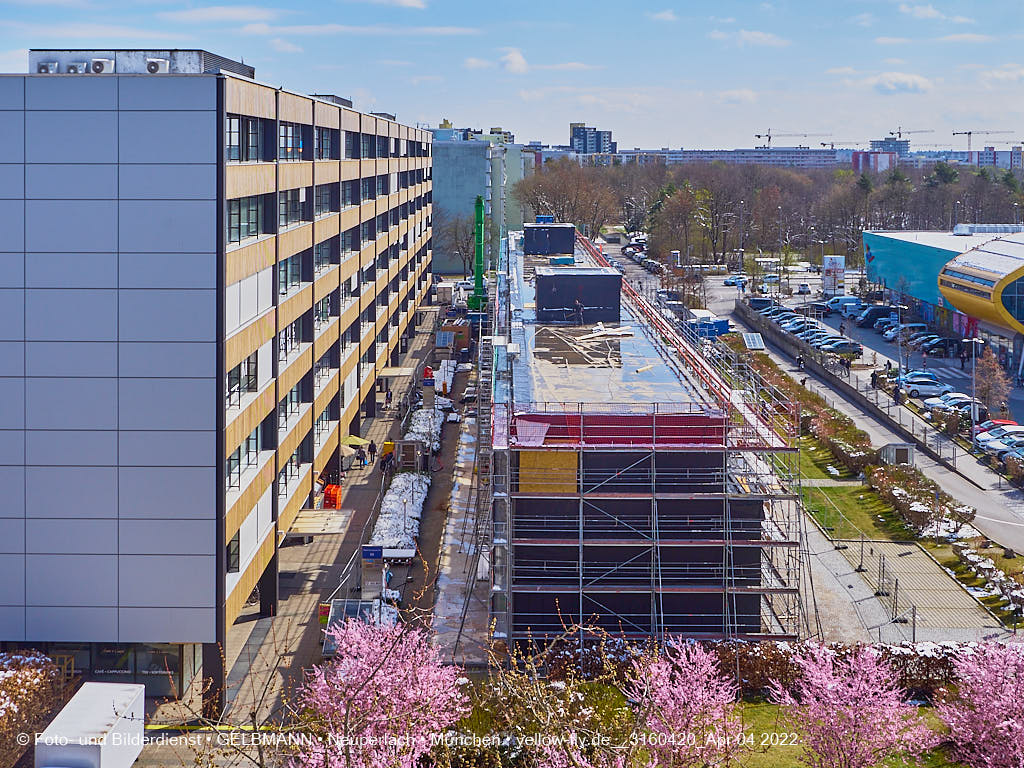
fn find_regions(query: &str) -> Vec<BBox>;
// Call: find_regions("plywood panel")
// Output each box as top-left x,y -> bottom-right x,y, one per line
313,267 -> 339,304
277,472 -> 311,535
277,410 -> 312,467
519,451 -> 577,493
313,370 -> 338,415
226,235 -> 275,285
278,284 -> 312,329
314,423 -> 339,474
226,454 -> 274,540
278,345 -> 313,397
314,213 -> 340,242
315,160 -> 340,184
226,163 -> 276,199
338,206 -> 359,232
279,161 -> 313,190
313,317 -> 338,358
342,110 -> 360,132
226,78 -> 276,119
340,159 -> 360,180
278,222 -> 313,260
225,529 -> 275,625
314,101 -> 340,129
225,309 -> 276,371
225,385 -> 276,457
279,92 -> 313,124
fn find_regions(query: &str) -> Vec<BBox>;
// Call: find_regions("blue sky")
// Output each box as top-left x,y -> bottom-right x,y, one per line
2,0 -> 1023,150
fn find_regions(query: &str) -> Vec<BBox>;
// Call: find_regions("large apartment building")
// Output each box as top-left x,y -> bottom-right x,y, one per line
0,49 -> 432,708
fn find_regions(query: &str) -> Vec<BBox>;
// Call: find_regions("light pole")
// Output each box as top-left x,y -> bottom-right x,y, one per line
1015,202 -> 1020,227
967,337 -> 984,441
895,303 -> 908,377
954,199 -> 962,228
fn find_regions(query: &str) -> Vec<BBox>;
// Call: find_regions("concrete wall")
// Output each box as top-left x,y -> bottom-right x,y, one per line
0,74 -> 219,644
431,141 -> 489,275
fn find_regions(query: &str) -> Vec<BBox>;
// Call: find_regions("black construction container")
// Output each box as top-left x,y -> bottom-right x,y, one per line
535,266 -> 621,322
524,222 -> 577,255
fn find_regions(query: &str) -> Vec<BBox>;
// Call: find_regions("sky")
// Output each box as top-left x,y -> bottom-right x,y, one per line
2,0 -> 1024,150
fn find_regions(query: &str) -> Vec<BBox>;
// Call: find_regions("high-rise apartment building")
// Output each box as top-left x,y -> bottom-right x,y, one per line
0,49 -> 433,710
569,122 -> 616,154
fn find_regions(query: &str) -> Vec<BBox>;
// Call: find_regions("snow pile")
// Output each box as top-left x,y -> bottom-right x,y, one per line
435,359 -> 457,394
369,472 -> 431,550
405,407 -> 445,451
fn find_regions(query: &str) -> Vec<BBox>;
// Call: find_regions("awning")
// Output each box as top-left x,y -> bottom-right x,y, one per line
338,444 -> 356,457
378,366 -> 418,377
342,435 -> 370,446
285,508 -> 354,536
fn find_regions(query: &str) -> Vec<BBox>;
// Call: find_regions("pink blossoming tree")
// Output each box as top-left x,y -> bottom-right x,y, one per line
627,640 -> 741,767
936,643 -> 1024,768
292,619 -> 468,768
770,643 -> 935,768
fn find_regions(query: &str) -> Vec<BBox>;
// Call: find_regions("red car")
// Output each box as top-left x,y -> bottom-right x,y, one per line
972,418 -> 1018,437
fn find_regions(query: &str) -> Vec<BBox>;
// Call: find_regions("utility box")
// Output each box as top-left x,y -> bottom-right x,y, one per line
535,266 -> 622,323
35,683 -> 145,768
524,222 -> 576,255
879,442 -> 914,466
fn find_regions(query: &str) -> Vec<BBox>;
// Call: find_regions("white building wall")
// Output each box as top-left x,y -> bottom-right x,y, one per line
0,74 -> 219,643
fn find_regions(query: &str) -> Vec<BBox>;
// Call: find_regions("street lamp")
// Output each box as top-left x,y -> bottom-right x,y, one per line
1015,202 -> 1020,227
954,199 -> 962,228
966,337 -> 985,440
894,303 -> 908,377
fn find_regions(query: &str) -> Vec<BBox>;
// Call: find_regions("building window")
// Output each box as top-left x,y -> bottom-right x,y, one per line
314,126 -> 336,160
278,320 -> 301,361
279,121 -> 302,161
278,254 -> 302,296
227,445 -> 241,488
227,532 -> 240,573
227,116 -> 240,161
227,115 -> 266,162
342,228 -> 358,255
377,136 -> 389,158
314,239 -> 333,273
342,180 -> 359,208
360,133 -> 376,159
278,188 -> 306,229
278,383 -> 301,430
360,177 -> 375,201
314,406 -> 331,441
226,352 -> 258,408
359,221 -> 375,245
277,449 -> 301,497
345,131 -> 360,159
313,352 -> 332,388
227,195 -> 265,244
314,184 -> 336,217
314,294 -> 333,329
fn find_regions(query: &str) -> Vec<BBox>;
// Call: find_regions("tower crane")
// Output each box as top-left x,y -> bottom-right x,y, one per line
889,127 -> 934,139
820,141 -> 869,149
754,129 -> 831,148
952,129 -> 1013,152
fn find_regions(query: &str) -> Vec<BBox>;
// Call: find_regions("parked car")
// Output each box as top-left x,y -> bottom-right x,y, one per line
920,337 -> 960,357
840,301 -> 867,318
973,418 -> 1018,437
897,323 -> 928,339
923,392 -> 971,410
904,380 -> 955,399
820,340 -> 863,356
748,297 -> 777,311
811,336 -> 845,349
874,318 -> 897,332
724,274 -> 747,286
984,434 -> 1024,458
895,369 -> 938,384
763,274 -> 781,284
796,283 -> 811,294
825,296 -> 860,311
909,334 -> 942,350
975,424 -> 1024,449
857,305 -> 895,327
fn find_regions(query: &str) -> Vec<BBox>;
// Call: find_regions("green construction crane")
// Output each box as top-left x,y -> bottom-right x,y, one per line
467,194 -> 488,311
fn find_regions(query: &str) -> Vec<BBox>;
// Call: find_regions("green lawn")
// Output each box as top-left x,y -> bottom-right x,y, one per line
802,485 -> 916,541
798,436 -> 855,481
927,541 -> 1023,628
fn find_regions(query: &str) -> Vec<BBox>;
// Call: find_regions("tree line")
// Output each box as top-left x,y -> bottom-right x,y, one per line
511,157 -> 1024,269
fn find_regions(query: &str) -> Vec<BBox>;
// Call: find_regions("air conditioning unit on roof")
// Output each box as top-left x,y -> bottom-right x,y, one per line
36,61 -> 58,74
90,58 -> 115,73
146,58 -> 169,74
65,61 -> 89,74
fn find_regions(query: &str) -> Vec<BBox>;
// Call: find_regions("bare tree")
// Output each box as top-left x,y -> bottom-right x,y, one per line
432,206 -> 476,278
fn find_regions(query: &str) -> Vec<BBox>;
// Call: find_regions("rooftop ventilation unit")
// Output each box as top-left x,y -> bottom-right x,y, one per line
146,57 -> 169,74
90,58 -> 114,73
36,61 -> 58,74
65,61 -> 90,74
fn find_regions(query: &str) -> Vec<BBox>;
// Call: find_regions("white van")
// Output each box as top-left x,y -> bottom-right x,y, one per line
826,296 -> 860,311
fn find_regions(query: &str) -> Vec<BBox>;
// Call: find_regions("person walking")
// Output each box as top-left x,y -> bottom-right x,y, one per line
960,349 -> 967,370
356,446 -> 367,467
922,350 -> 928,369
368,440 -> 378,462
385,390 -> 393,409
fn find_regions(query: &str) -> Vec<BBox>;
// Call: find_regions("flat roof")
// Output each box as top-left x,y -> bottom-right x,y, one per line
866,230 -> 998,253
535,266 -> 619,277
508,234 -> 708,406
946,232 -> 1024,278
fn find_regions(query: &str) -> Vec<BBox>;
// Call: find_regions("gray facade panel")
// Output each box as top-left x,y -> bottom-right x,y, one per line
118,520 -> 215,555
0,290 -> 24,339
0,431 -> 25,464
118,252 -> 216,289
118,164 -> 217,200
26,76 -> 117,110
25,430 -> 117,466
0,343 -> 24,376
25,341 -> 117,377
118,342 -> 215,378
119,378 -> 216,431
0,555 -> 25,604
26,607 -> 118,642
25,111 -> 117,163
25,289 -> 117,341
118,200 -> 216,253
26,519 -> 117,555
118,111 -> 216,163
0,467 -> 24,516
118,430 -> 215,467
0,608 -> 24,640
25,164 -> 118,199
0,200 -> 25,251
117,76 -> 216,111
0,378 -> 24,428
26,466 -> 117,518
0,164 -> 23,197
0,113 -> 24,162
118,555 -> 215,607
118,467 -> 216,519
0,519 -> 24,552
25,200 -> 117,252
118,607 -> 216,644
26,377 -> 117,430
26,252 -> 117,288
118,289 -> 215,342
0,254 -> 24,287
26,554 -> 118,606
0,77 -> 24,110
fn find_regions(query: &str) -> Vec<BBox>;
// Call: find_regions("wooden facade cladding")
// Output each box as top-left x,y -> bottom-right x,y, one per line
278,345 -> 313,396
226,453 -> 275,540
226,235 -> 275,286
278,222 -> 313,260
225,384 -> 276,457
278,284 -> 313,329
279,161 -> 313,190
226,528 -> 275,625
225,309 -> 276,371
226,163 -> 276,199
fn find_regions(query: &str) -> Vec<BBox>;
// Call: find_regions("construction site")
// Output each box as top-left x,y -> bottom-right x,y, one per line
442,220 -> 813,652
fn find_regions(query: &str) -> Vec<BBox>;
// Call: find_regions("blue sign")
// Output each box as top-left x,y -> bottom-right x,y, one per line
423,379 -> 435,387
362,545 -> 383,560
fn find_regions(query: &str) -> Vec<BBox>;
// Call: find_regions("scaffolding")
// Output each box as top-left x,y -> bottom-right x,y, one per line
460,232 -> 807,648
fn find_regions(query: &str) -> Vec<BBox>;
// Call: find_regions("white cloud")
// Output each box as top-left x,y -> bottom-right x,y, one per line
980,65 -> 1024,85
875,36 -> 912,44
737,29 -> 790,47
500,48 -> 529,73
0,20 -> 186,40
826,66 -> 857,75
898,3 -> 943,19
707,29 -> 729,40
950,15 -> 975,24
710,16 -> 736,23
864,71 -> 932,94
159,5 -> 282,22
348,0 -> 426,7
241,22 -> 477,35
937,33 -> 992,43
0,48 -> 27,72
849,12 -> 875,27
717,88 -> 756,104
537,61 -> 601,71
463,57 -> 493,69
269,37 -> 302,53
646,9 -> 677,21
884,57 -> 906,65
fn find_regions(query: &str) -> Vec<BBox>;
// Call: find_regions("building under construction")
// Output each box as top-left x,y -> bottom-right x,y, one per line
470,226 -> 806,643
